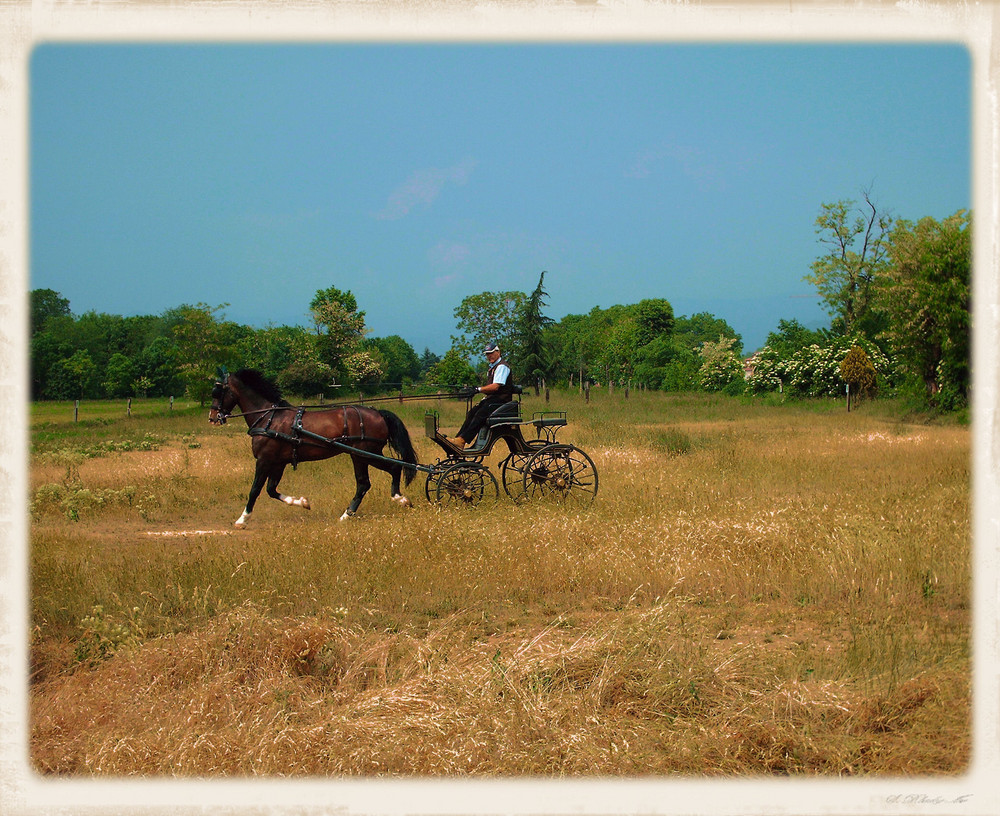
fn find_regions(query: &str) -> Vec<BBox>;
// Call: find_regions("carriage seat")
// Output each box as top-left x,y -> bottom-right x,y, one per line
486,400 -> 521,426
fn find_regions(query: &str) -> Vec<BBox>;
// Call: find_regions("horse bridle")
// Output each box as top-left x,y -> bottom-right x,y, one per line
211,376 -> 234,425
211,370 -> 283,429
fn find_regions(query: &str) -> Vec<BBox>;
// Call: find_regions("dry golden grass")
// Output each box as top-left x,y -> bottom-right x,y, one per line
28,390 -> 970,776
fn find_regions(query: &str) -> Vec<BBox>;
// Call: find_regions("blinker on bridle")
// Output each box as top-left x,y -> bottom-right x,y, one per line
212,366 -> 231,424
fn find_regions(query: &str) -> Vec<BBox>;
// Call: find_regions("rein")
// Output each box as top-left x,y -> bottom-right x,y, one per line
213,371 -> 468,426
222,391 -> 465,421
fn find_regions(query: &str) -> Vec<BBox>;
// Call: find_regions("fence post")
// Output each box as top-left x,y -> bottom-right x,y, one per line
585,382 -> 590,404
399,386 -> 404,404
170,396 -> 174,411
74,400 -> 79,422
625,381 -> 630,400
545,387 -> 550,404
127,397 -> 131,417
846,383 -> 851,413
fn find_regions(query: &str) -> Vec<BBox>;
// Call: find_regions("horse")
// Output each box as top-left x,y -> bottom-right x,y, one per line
208,367 -> 418,527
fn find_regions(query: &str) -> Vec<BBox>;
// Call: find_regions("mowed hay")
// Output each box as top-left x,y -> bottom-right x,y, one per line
29,393 -> 971,776
30,602 -> 968,776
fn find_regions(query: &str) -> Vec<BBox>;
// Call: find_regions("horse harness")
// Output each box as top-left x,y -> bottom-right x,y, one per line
247,404 -> 370,469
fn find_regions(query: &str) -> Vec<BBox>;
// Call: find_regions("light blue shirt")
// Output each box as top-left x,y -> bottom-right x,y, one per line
491,363 -> 511,386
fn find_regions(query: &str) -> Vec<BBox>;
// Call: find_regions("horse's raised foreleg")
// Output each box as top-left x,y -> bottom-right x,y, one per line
266,463 -> 310,510
235,459 -> 270,528
340,455 -> 372,521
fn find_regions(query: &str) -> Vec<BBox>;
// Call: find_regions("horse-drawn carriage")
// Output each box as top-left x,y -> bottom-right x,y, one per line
422,389 -> 598,507
209,368 -> 598,526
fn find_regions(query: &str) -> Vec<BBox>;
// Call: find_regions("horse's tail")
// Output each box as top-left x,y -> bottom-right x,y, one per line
379,410 -> 418,486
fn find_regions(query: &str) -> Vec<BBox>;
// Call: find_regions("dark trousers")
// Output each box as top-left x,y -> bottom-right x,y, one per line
457,396 -> 507,441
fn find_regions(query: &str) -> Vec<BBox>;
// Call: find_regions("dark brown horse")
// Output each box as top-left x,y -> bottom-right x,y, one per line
209,368 -> 417,526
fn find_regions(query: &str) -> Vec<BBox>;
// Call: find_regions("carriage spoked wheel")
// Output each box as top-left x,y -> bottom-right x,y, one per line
499,439 -> 549,503
432,461 -> 500,507
521,444 -> 599,505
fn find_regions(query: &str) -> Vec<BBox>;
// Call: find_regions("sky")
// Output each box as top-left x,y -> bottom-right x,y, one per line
29,42 -> 971,356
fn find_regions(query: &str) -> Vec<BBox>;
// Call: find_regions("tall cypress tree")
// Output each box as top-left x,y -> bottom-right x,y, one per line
516,271 -> 554,395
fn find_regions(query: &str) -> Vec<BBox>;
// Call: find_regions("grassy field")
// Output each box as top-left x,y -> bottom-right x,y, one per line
27,389 -> 970,776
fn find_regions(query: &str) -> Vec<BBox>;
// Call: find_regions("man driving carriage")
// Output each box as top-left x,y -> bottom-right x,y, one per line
446,341 -> 515,449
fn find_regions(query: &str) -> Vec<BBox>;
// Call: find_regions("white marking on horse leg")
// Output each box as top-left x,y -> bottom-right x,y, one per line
279,494 -> 310,509
339,510 -> 353,522
392,494 -> 412,508
234,511 -> 251,528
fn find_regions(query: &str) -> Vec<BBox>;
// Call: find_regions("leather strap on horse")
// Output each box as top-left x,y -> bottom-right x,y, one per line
343,405 -> 367,442
248,405 -> 370,470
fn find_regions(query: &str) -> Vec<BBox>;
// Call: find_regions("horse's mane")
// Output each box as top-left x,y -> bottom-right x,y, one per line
234,369 -> 292,407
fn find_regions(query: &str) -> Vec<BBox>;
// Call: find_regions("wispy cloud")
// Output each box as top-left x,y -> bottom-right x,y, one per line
429,240 -> 472,266
376,157 -> 477,220
626,143 -> 723,190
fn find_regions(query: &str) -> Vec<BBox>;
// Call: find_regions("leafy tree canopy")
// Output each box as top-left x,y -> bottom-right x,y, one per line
878,209 -> 971,408
805,192 -> 892,337
30,288 -> 71,335
451,290 -> 526,362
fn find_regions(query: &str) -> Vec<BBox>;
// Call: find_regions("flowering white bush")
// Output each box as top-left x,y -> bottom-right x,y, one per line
344,350 -> 385,383
746,336 -> 893,398
699,337 -> 744,392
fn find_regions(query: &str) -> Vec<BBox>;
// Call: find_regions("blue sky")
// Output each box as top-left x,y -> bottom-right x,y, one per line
30,43 -> 970,355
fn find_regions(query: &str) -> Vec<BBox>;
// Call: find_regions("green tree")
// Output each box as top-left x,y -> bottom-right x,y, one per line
451,290 -> 526,362
275,332 -> 335,397
427,348 -> 478,388
310,286 -> 368,384
549,312 -> 602,388
171,303 -> 231,405
135,336 -> 182,398
103,353 -> 136,398
878,209 -> 971,408
30,288 -> 71,335
419,347 -> 442,377
806,192 -> 892,337
762,318 -> 829,359
634,298 -> 675,346
633,334 -> 679,390
30,328 -> 73,399
366,335 -> 421,384
47,349 -> 97,399
673,312 -> 743,357
515,271 -> 554,393
602,318 -> 641,385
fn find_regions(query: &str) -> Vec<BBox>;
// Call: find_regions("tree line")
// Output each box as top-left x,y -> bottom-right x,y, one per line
30,194 -> 971,412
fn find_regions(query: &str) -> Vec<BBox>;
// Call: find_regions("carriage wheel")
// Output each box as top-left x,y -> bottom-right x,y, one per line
425,458 -> 463,502
521,444 -> 598,505
433,462 -> 499,507
499,439 -> 548,503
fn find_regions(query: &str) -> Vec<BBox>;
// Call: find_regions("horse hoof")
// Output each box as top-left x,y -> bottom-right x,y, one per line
392,494 -> 412,508
300,497 -> 311,510
339,511 -> 353,522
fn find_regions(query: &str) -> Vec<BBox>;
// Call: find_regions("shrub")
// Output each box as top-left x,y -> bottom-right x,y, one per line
840,346 -> 878,399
